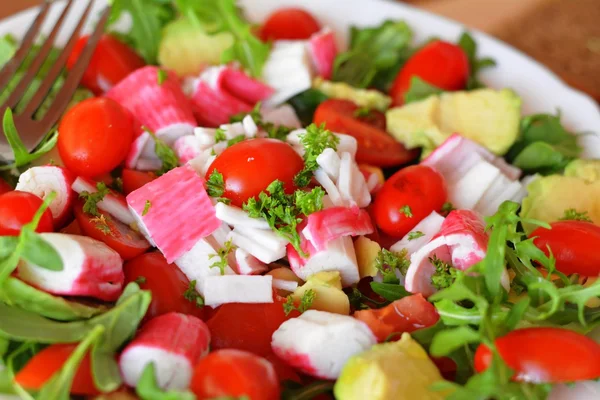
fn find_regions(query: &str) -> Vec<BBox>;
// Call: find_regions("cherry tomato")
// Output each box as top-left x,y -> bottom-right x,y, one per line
474,327 -> 600,383
191,349 -> 279,400
123,252 -> 205,321
356,108 -> 387,131
390,40 -> 470,106
259,8 -> 321,41
0,178 -> 11,195
353,294 -> 439,342
313,99 -> 418,167
74,200 -> 150,260
0,191 -> 53,236
58,98 -> 134,178
206,139 -> 304,207
530,221 -> 600,276
206,297 -> 298,356
67,34 -> 145,95
373,165 -> 447,237
15,344 -> 99,395
122,169 -> 156,195
264,352 -> 302,383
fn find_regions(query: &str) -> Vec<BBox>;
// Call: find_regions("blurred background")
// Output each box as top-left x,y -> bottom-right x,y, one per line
2,0 -> 598,102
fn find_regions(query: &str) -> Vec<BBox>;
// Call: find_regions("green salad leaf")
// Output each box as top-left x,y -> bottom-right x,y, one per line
287,89 -> 329,127
457,31 -> 497,90
403,76 -> 444,104
137,363 -> 196,400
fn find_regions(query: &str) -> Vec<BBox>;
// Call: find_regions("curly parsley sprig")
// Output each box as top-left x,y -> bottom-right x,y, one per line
294,124 -> 340,188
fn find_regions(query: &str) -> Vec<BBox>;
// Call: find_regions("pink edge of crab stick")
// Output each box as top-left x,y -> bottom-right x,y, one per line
234,247 -> 268,275
220,66 -> 275,105
173,135 -> 202,165
16,233 -> 124,301
308,28 -> 338,80
271,310 -> 377,379
302,206 -> 374,252
126,165 -> 221,263
16,166 -> 75,228
119,312 -> 211,390
71,177 -> 135,226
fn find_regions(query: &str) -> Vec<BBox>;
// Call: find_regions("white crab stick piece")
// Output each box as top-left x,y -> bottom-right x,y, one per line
549,380 -> 600,400
215,202 -> 270,229
127,165 -> 220,263
271,310 -> 377,379
314,149 -> 370,208
173,135 -> 202,165
16,166 -> 75,228
72,177 -> 134,226
228,226 -> 288,264
450,160 -> 501,210
16,233 -> 124,301
234,248 -> 268,275
261,104 -> 302,129
120,312 -> 210,390
263,41 -> 314,106
390,211 -> 446,256
203,275 -> 273,307
302,206 -> 374,251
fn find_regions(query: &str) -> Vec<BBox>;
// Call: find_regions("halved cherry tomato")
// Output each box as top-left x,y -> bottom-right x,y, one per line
74,199 -> 150,260
191,349 -> 280,400
0,191 -> 53,236
206,138 -> 304,207
313,99 -> 418,167
15,344 -> 99,396
58,98 -> 134,178
67,34 -> 145,95
390,40 -> 470,106
353,294 -> 439,342
530,220 -> 600,276
259,8 -> 321,41
123,252 -> 205,321
122,169 -> 156,195
474,327 -> 600,383
206,296 -> 298,356
372,165 -> 447,237
0,178 -> 11,195
264,352 -> 302,383
60,219 -> 82,235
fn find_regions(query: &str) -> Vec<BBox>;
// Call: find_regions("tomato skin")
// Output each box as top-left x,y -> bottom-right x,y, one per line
373,165 -> 447,237
259,8 -> 320,41
123,252 -> 205,321
191,349 -> 280,400
0,178 -> 11,195
58,98 -> 134,178
206,139 -> 304,207
122,169 -> 156,195
74,200 -> 150,260
313,99 -> 418,167
0,191 -> 54,236
67,34 -> 145,95
530,221 -> 600,276
474,327 -> 600,383
15,344 -> 99,395
390,40 -> 470,106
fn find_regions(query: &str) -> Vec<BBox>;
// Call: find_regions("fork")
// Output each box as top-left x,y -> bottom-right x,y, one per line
0,0 -> 110,162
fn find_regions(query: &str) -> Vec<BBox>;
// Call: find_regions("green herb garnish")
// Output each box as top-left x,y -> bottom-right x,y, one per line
208,240 -> 235,275
294,123 -> 339,187
560,208 -> 593,223
283,289 -> 316,316
79,182 -> 109,217
407,231 -> 425,241
400,205 -> 413,218
183,280 -> 204,308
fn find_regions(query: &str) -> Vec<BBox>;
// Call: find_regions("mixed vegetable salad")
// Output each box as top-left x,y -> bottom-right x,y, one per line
1,1 -> 600,399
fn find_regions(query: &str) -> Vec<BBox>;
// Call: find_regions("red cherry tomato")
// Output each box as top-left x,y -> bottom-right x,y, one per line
264,352 -> 302,383
122,169 -> 156,195
67,34 -> 145,95
530,220 -> 600,276
206,297 -> 298,357
259,8 -> 321,41
474,327 -> 600,383
0,178 -> 11,195
390,40 -> 470,106
123,252 -> 205,321
206,139 -> 304,208
58,98 -> 134,178
373,165 -> 447,237
0,191 -> 53,236
191,349 -> 280,400
74,200 -> 150,260
15,344 -> 99,395
313,99 -> 418,167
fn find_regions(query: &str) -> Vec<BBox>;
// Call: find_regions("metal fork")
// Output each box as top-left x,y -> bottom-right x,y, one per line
0,0 -> 110,161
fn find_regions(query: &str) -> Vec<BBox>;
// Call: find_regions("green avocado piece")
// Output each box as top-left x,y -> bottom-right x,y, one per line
158,18 -> 234,76
521,175 -> 600,233
564,159 -> 600,183
313,77 -> 392,111
334,333 -> 448,400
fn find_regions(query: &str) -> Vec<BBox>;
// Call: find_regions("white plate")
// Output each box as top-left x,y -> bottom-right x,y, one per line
2,0 -> 599,157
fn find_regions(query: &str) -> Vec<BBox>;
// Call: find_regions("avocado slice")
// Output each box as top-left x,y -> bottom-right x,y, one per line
313,78 -> 392,111
293,271 -> 350,315
564,159 -> 600,183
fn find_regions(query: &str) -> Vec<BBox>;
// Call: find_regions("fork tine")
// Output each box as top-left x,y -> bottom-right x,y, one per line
2,0 -> 75,111
22,0 -> 95,118
0,1 -> 50,90
39,7 -> 110,132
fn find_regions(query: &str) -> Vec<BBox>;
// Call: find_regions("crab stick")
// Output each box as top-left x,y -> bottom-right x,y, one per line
263,41 -> 314,106
302,206 -> 374,252
202,275 -> 274,307
71,177 -> 134,226
308,28 -> 338,80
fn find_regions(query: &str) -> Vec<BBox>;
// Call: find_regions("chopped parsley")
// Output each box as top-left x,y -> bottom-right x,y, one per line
79,182 -> 110,217
400,205 -> 413,218
294,188 -> 325,216
560,208 -> 593,223
157,69 -> 167,85
375,248 -> 410,283
112,177 -> 123,193
227,134 -> 246,147
145,127 -> 178,176
230,102 -> 293,141
407,231 -> 425,241
214,128 -> 227,143
283,289 -> 315,316
441,201 -> 455,215
90,214 -> 112,236
142,200 -> 151,216
183,280 -> 204,308
134,276 -> 147,285
293,123 -> 340,188
429,255 -> 457,290
206,169 -> 231,204
208,240 -> 235,275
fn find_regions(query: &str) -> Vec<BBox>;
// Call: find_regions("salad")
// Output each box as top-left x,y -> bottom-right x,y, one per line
0,1 -> 599,399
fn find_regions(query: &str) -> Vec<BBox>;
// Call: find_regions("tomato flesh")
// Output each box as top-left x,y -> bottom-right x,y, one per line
0,178 -> 11,195
58,98 -> 134,178
474,327 -> 600,383
313,99 -> 418,167
373,165 -> 447,237
122,169 -> 156,195
0,191 -> 54,236
259,8 -> 321,41
206,138 -> 304,207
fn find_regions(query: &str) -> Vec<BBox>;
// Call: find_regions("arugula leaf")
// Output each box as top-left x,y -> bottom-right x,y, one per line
79,182 -> 110,217
146,129 -> 179,176
403,77 -> 444,104
137,363 -> 196,400
457,31 -> 497,90
281,380 -> 335,400
369,282 -> 411,302
183,280 -> 204,308
287,89 -> 328,126
294,124 -> 340,187
209,240 -> 235,275
0,34 -> 16,68
283,289 -> 315,316
333,20 -> 413,88
560,208 -> 593,222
